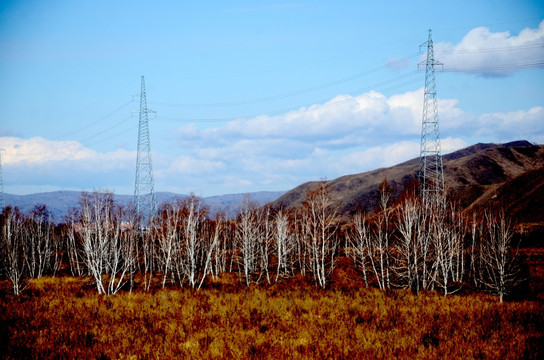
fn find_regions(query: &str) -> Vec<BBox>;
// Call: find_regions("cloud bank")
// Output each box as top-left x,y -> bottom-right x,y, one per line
2,86 -> 542,195
435,20 -> 544,76
0,137 -> 136,194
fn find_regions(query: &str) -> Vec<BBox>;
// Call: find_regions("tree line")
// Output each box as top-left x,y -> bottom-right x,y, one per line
0,180 -> 523,301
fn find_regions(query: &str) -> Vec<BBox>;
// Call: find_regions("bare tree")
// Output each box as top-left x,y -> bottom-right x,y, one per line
236,195 -> 261,286
293,209 -> 310,276
274,209 -> 294,282
155,200 -> 183,288
479,212 -> 522,302
197,216 -> 224,288
394,196 -> 421,292
0,206 -> 29,295
429,203 -> 467,296
376,179 -> 394,289
416,203 -> 433,291
65,210 -> 85,276
346,213 -> 370,287
210,213 -> 228,278
359,180 -> 395,290
178,194 -> 220,289
448,204 -> 467,284
140,221 -> 155,292
258,206 -> 273,284
25,204 -> 53,278
79,191 -> 135,295
180,195 -> 205,288
303,181 -> 339,288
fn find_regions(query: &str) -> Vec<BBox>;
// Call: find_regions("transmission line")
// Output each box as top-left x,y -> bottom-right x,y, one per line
150,53 -> 420,109
154,70 -> 421,123
54,100 -> 134,140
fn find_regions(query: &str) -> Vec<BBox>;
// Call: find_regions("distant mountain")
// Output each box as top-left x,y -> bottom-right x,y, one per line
5,140 -> 543,227
4,190 -> 285,223
272,140 -> 544,226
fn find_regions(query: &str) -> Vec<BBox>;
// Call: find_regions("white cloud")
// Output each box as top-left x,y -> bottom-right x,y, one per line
166,87 -> 542,194
435,20 -> 544,76
177,89 -> 425,150
471,106 -> 544,141
0,136 -> 134,167
158,156 -> 225,177
441,137 -> 469,154
1,85 -> 542,196
0,136 -> 137,194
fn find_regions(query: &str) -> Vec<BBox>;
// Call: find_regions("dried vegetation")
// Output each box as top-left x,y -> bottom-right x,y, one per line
1,183 -> 543,359
1,273 -> 543,359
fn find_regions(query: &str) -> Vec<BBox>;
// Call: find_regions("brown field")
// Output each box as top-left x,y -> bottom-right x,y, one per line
1,264 -> 543,360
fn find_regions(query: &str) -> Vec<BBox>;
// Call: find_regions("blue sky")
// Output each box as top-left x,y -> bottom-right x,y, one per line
1,1 -> 543,196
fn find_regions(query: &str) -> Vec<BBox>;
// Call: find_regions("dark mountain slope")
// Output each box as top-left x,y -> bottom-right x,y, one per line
273,141 -> 544,218
467,166 -> 544,225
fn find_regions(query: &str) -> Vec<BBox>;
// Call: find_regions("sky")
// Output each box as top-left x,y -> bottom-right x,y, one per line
0,0 -> 543,197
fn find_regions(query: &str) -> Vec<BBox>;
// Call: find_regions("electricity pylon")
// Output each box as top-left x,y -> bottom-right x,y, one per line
418,29 -> 445,206
134,76 -> 157,224
0,149 -> 5,212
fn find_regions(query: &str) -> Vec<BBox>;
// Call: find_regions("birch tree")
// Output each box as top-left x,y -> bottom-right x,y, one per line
479,212 -> 521,302
303,181 -> 339,288
0,206 -> 29,295
394,196 -> 421,292
274,209 -> 295,282
155,200 -> 183,288
346,213 -> 371,287
65,210 -> 85,276
79,191 -> 135,295
236,195 -> 261,286
25,204 -> 53,278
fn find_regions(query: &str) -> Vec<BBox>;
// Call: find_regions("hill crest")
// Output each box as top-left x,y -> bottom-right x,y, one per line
273,140 -> 544,222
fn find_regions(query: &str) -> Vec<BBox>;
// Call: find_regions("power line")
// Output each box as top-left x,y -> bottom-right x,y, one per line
82,125 -> 137,147
153,70 -> 422,123
78,114 -> 133,146
149,53 -> 420,109
443,61 -> 544,73
435,43 -> 544,55
434,17 -> 544,33
54,100 -> 134,140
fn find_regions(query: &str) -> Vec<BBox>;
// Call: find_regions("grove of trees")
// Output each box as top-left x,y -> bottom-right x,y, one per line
0,181 -> 524,301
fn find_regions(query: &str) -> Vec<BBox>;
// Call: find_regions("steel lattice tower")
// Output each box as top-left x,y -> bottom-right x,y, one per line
418,29 -> 445,206
134,76 -> 157,223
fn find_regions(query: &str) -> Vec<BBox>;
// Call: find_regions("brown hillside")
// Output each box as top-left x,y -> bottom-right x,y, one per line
273,141 -> 544,221
467,166 -> 544,225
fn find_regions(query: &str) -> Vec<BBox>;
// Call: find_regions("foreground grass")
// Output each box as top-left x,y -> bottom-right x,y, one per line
1,275 -> 543,360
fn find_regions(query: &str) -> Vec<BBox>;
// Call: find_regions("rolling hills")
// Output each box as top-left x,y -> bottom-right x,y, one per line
272,140 -> 544,226
4,191 -> 285,223
4,140 -> 543,227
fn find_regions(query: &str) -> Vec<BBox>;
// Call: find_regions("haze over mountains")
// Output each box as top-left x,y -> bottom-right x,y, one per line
5,140 -> 543,226
4,191 -> 284,223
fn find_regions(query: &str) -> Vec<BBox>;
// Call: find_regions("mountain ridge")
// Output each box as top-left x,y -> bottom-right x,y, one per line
272,140 -> 544,223
4,190 -> 285,222
4,140 -> 543,226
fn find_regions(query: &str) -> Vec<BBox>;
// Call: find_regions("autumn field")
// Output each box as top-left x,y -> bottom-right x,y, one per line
2,186 -> 544,359
1,261 -> 543,360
